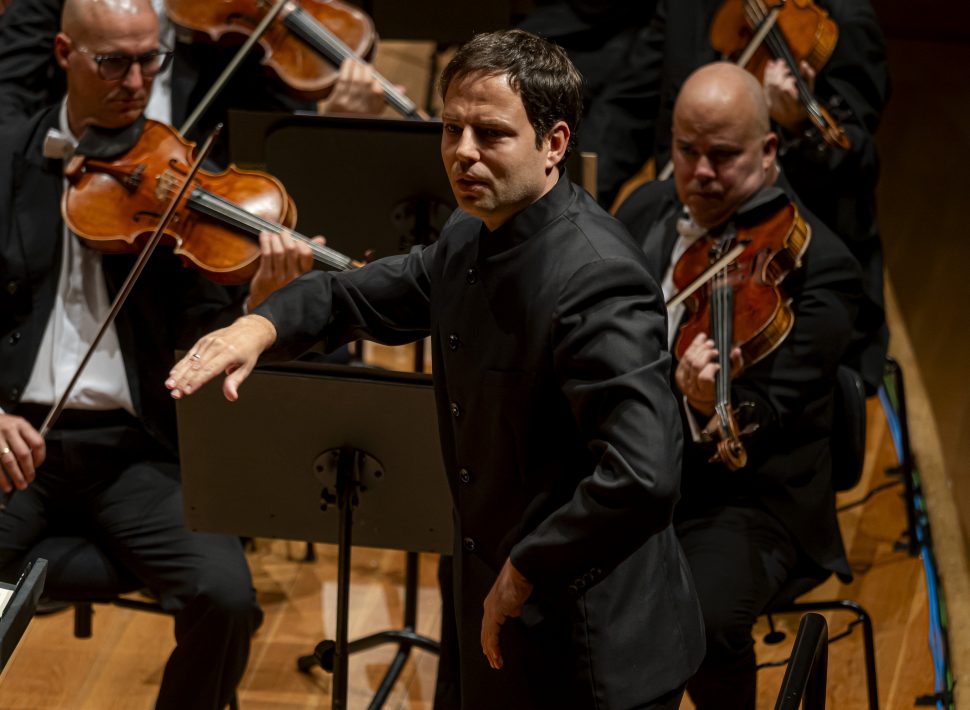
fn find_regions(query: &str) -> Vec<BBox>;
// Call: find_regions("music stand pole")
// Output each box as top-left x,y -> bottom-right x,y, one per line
332,447 -> 357,709
296,441 -> 440,708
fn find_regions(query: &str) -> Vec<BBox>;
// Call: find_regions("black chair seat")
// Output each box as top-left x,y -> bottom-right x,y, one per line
29,536 -> 144,602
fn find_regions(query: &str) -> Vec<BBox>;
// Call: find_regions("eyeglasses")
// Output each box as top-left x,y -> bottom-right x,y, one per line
73,45 -> 174,81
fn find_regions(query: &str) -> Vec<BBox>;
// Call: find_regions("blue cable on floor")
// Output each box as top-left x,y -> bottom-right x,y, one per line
878,382 -> 952,710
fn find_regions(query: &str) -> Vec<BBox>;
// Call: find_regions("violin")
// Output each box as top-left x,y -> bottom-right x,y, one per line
671,195 -> 811,470
710,0 -> 850,150
166,0 -> 423,119
62,119 -> 363,285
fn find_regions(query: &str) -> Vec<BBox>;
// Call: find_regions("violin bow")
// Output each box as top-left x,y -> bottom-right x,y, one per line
39,127 -> 221,438
666,242 -> 746,310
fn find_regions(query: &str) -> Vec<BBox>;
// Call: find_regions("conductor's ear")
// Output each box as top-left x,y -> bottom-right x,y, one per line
545,121 -> 569,170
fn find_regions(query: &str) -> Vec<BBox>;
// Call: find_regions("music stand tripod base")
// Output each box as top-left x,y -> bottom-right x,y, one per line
296,446 -> 440,710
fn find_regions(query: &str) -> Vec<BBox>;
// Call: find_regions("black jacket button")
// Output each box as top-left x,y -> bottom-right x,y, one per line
447,333 -> 460,351
458,468 -> 470,484
466,267 -> 478,284
450,401 -> 461,418
5,281 -> 16,295
463,537 -> 476,552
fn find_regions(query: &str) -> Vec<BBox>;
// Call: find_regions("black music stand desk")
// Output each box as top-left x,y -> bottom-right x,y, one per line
177,361 -> 452,709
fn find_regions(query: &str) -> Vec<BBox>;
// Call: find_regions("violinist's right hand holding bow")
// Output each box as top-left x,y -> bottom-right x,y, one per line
0,414 -> 44,494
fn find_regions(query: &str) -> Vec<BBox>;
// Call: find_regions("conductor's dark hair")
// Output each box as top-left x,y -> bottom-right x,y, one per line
438,29 -> 584,165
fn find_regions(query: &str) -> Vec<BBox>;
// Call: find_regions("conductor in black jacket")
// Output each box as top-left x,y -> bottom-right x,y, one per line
0,0 -> 319,706
168,28 -> 705,710
616,63 -> 862,710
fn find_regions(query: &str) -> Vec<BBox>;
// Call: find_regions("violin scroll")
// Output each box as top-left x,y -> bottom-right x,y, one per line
710,405 -> 748,471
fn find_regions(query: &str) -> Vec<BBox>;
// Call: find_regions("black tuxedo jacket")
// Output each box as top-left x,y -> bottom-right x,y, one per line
0,106 -> 242,453
616,179 -> 861,580
252,174 -> 705,708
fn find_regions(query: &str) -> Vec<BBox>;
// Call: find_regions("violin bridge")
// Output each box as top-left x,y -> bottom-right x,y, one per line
155,170 -> 176,202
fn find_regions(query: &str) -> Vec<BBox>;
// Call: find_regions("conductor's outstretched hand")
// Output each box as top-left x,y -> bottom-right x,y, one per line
166,315 -> 278,402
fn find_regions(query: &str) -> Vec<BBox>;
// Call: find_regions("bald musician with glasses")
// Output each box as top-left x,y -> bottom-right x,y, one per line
0,1 -> 321,707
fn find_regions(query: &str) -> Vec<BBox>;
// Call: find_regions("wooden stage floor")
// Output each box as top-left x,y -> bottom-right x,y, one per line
0,350 -> 937,709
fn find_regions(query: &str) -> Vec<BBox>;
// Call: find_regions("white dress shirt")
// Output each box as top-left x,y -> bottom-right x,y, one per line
20,102 -> 135,413
18,4 -> 178,415
145,0 -> 175,126
662,211 -> 708,442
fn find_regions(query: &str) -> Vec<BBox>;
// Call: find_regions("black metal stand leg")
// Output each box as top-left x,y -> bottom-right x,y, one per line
331,449 -> 355,710
296,451 -> 439,708
860,610 -> 879,710
345,552 -> 440,709
297,449 -> 358,708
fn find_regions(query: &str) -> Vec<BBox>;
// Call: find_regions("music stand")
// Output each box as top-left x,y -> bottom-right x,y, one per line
0,559 -> 48,677
177,361 -> 452,710
228,111 -> 596,257
229,111 -> 454,261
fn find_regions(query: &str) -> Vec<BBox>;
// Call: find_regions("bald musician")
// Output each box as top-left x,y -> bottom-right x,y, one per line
609,0 -> 889,393
0,1 -> 318,707
616,63 -> 864,709
0,0 -> 389,159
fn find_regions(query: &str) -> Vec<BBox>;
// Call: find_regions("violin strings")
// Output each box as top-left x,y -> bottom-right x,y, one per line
284,8 -> 417,117
711,267 -> 724,414
156,178 -> 349,269
154,172 -> 353,271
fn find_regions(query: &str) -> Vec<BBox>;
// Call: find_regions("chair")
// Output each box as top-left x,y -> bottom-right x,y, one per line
21,536 -> 239,710
27,536 -> 166,639
760,365 -> 879,710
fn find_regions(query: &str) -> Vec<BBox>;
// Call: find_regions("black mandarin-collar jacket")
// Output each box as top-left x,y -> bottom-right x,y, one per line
257,173 -> 705,708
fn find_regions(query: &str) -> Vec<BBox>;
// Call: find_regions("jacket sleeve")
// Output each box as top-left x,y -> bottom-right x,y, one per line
510,255 -> 684,589
254,244 -> 437,362
0,0 -> 63,127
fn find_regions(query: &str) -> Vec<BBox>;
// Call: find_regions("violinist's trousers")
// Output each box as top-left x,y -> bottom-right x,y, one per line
0,406 -> 262,710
